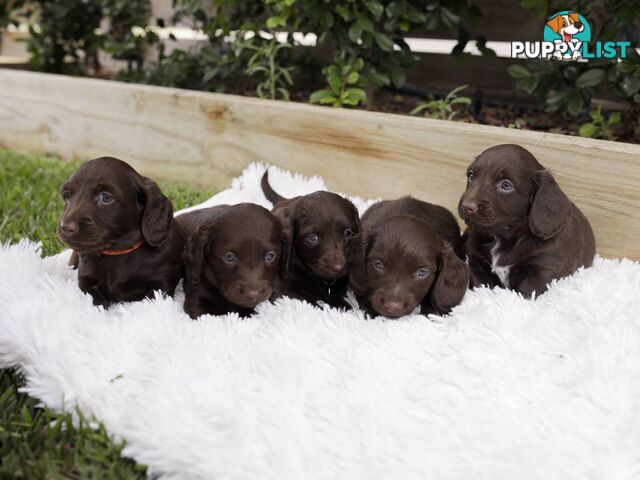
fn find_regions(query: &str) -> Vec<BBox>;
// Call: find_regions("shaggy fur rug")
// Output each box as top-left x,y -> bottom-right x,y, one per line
1,164 -> 640,480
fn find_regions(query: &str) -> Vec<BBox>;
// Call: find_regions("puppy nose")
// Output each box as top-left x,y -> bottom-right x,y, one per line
383,300 -> 405,315
462,201 -> 478,215
330,262 -> 346,273
59,220 -> 79,234
245,288 -> 263,301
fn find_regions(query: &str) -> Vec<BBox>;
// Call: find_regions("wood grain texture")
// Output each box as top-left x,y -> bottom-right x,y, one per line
0,69 -> 638,259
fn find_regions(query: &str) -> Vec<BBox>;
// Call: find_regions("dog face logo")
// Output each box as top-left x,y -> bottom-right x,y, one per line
544,11 -> 591,60
547,13 -> 584,42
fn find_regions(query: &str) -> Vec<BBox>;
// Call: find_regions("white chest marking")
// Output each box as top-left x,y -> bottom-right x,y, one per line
490,239 -> 511,288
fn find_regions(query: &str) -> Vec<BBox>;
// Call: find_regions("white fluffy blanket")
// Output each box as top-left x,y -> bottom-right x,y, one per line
1,164 -> 640,480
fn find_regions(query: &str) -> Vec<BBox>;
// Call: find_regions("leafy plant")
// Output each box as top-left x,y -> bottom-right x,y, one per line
101,0 -> 158,74
508,62 -> 599,115
244,37 -> 294,100
310,53 -> 366,108
166,0 -> 482,106
1,0 -> 153,76
410,84 -> 471,119
578,107 -> 621,140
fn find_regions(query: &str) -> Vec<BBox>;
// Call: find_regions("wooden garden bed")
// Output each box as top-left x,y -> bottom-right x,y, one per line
0,69 -> 638,260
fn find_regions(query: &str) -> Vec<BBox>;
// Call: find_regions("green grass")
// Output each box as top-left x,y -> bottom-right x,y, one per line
0,149 -> 214,478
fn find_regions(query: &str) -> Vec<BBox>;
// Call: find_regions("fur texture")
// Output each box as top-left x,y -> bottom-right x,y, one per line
1,164 -> 640,479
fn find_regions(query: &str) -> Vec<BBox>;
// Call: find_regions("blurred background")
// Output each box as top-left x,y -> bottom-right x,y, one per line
1,0 -> 639,143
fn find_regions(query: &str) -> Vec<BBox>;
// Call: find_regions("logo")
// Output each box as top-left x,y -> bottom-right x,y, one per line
511,10 -> 630,60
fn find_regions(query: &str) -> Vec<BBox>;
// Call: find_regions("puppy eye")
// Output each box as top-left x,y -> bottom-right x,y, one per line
99,192 -> 114,204
265,251 -> 276,263
305,233 -> 319,244
372,260 -> 385,271
344,228 -> 354,239
467,171 -> 474,182
416,268 -> 430,279
499,179 -> 514,191
62,190 -> 71,203
223,252 -> 236,263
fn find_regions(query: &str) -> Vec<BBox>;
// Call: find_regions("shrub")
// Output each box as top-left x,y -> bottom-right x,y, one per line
0,0 -> 153,75
144,0 -> 482,104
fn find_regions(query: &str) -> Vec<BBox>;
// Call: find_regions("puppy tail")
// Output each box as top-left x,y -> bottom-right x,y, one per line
261,169 -> 286,206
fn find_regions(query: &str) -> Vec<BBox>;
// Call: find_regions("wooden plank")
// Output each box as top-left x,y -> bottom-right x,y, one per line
0,69 -> 638,260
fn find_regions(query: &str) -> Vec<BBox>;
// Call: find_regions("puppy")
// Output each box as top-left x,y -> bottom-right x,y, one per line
348,197 -> 468,318
57,157 -> 184,306
176,203 -> 288,318
261,170 -> 360,309
458,144 -> 595,297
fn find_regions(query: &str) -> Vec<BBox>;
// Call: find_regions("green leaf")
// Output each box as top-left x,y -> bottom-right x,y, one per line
507,64 -> 530,79
575,69 -> 605,88
366,72 -> 391,87
517,75 -> 539,94
358,17 -> 374,32
347,87 -> 366,99
450,97 -> 471,105
621,75 -> 640,96
445,84 -> 468,100
345,87 -> 366,104
567,92 -> 584,116
545,90 -> 571,111
410,103 -> 429,116
579,122 -> 597,138
563,66 -> 579,81
266,16 -> 286,29
366,1 -> 384,18
309,89 -> 335,104
390,68 -> 405,88
346,71 -> 360,85
618,62 -> 639,74
327,69 -> 342,94
608,112 -> 622,126
373,32 -> 395,52
348,23 -> 362,43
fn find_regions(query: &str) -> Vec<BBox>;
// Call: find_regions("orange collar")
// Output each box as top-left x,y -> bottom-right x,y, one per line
101,241 -> 144,256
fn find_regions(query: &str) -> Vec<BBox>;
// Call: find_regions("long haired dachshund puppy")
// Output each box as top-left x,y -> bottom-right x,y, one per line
57,157 -> 184,307
176,203 -> 289,318
261,170 -> 360,309
458,144 -> 595,297
348,197 -> 468,318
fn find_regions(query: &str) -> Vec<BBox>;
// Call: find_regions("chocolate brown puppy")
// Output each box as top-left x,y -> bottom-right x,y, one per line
57,157 -> 184,307
261,170 -> 360,309
348,197 -> 468,318
176,203 -> 289,318
458,144 -> 595,297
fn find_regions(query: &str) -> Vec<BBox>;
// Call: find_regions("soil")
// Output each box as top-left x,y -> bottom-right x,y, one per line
365,89 -> 640,144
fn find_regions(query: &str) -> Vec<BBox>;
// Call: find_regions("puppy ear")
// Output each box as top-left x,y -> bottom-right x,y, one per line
272,200 -> 297,278
430,244 -> 469,314
184,224 -> 211,284
348,200 -> 362,233
529,170 -> 572,240
346,232 -> 369,295
140,177 -> 173,247
278,219 -> 292,279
